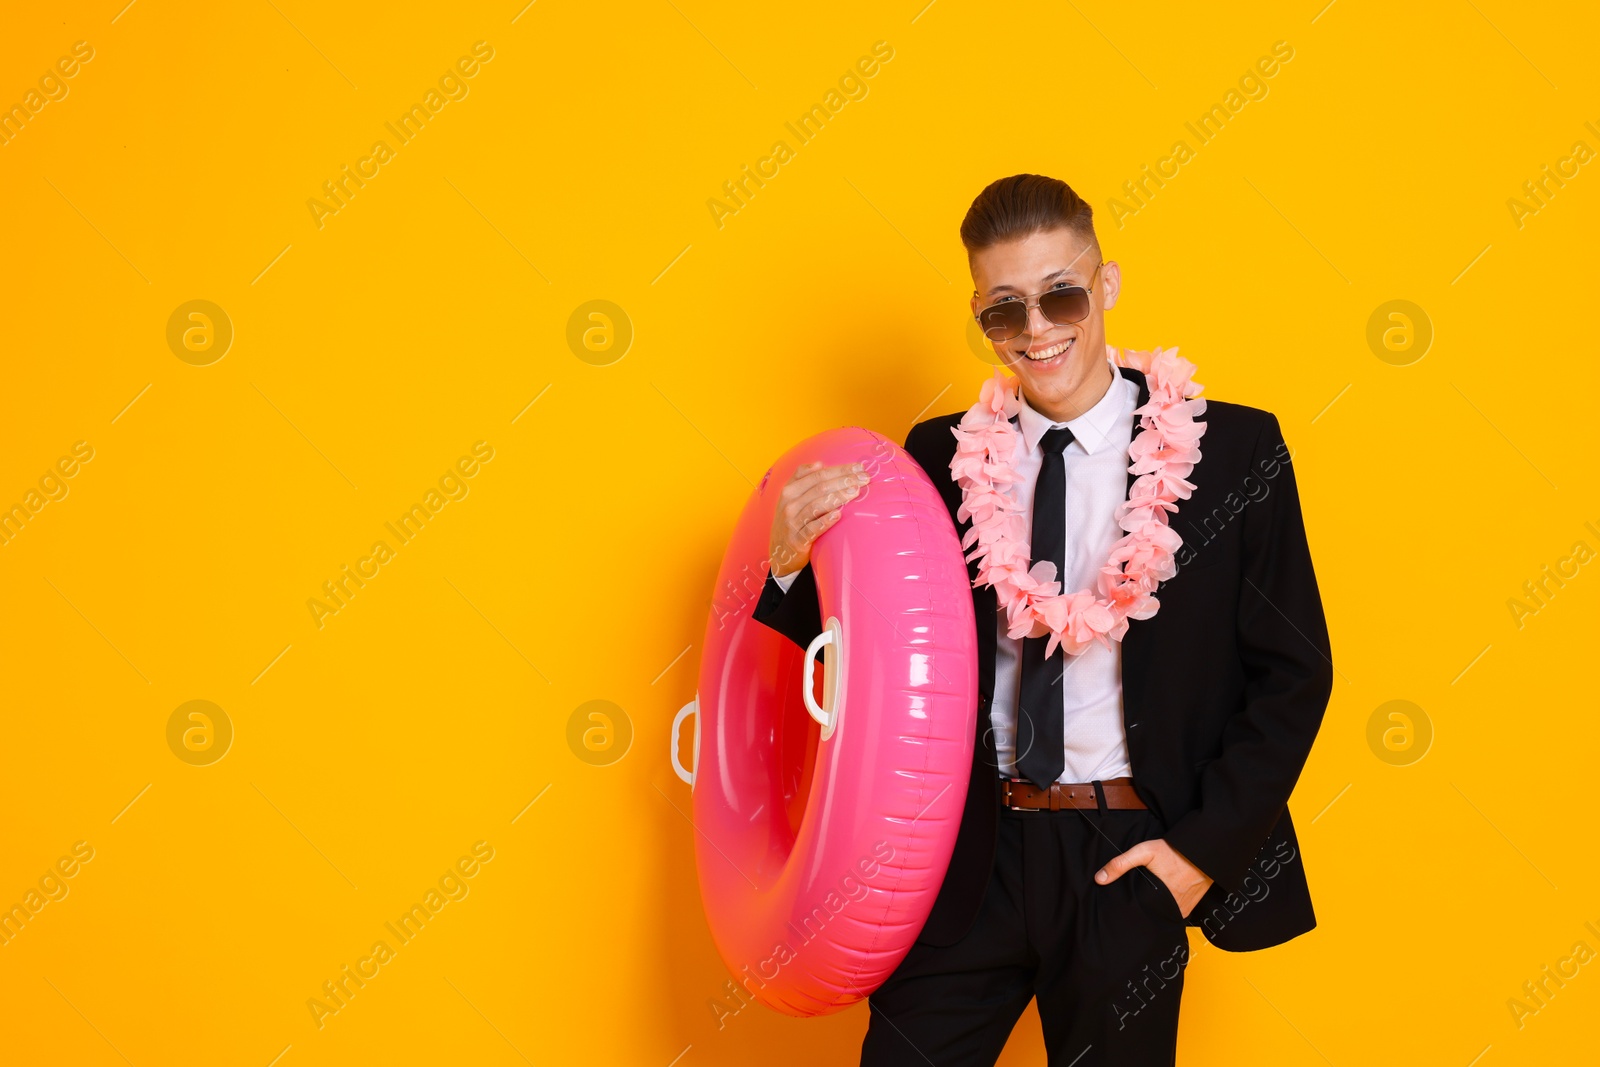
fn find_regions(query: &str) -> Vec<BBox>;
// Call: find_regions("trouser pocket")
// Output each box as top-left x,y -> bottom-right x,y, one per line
1125,809 -> 1186,928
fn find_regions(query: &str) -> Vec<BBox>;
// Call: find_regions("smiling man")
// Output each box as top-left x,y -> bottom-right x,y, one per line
753,174 -> 1333,1065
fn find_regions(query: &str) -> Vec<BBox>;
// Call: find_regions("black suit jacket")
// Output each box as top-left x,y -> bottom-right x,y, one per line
752,366 -> 1333,951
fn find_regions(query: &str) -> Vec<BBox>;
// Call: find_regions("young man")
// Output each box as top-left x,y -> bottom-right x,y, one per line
752,174 -> 1332,1065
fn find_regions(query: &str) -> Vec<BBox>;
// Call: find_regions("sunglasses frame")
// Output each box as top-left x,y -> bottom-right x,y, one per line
973,261 -> 1104,343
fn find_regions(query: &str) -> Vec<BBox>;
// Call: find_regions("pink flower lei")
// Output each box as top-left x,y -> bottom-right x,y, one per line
948,344 -> 1207,659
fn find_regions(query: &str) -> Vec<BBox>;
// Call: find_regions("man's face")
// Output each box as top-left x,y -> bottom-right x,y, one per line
969,227 -> 1121,417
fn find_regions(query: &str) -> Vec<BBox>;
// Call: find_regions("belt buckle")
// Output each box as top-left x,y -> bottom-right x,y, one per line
1002,777 -> 1037,812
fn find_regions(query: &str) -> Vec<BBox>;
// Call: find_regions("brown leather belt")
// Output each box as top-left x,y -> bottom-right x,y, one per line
1000,776 -> 1147,812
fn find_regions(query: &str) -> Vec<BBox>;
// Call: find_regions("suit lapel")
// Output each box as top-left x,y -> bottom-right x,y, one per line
1116,365 -> 1153,715
1119,365 -> 1150,500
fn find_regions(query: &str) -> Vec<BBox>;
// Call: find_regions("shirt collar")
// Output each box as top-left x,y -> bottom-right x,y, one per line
1014,355 -> 1134,456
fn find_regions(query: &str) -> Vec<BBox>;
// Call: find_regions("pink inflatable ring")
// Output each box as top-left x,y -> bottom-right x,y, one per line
671,426 -> 978,1017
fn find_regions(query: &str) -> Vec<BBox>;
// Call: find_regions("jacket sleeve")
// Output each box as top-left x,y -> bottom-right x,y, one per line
1163,413 -> 1334,894
751,563 -> 822,651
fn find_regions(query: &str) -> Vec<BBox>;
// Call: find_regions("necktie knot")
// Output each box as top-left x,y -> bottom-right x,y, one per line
1039,426 -> 1074,455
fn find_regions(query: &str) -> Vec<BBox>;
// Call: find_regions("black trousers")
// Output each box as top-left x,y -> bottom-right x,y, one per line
861,804 -> 1191,1066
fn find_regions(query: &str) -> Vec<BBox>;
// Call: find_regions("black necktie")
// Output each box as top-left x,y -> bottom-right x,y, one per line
1016,425 -> 1074,789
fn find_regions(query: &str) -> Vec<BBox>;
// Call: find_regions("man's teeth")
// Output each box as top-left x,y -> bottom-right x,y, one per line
1026,338 -> 1074,361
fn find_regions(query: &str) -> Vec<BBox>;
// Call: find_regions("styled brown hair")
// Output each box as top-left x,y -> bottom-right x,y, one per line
959,173 -> 1098,256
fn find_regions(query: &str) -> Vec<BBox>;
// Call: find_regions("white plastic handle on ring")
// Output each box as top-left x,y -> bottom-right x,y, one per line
803,616 -> 843,739
671,696 -> 699,787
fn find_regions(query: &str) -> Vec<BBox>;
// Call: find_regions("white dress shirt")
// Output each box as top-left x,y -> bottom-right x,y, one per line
773,356 -> 1137,784
990,360 -> 1136,783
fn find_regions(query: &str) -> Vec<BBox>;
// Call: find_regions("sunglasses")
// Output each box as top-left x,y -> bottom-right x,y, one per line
974,261 -> 1103,343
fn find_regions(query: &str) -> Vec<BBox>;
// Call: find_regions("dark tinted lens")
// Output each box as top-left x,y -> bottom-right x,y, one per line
1039,286 -> 1091,326
979,302 -> 1027,341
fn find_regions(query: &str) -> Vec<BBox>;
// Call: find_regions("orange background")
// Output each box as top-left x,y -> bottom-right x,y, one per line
1,1 -> 1596,1064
